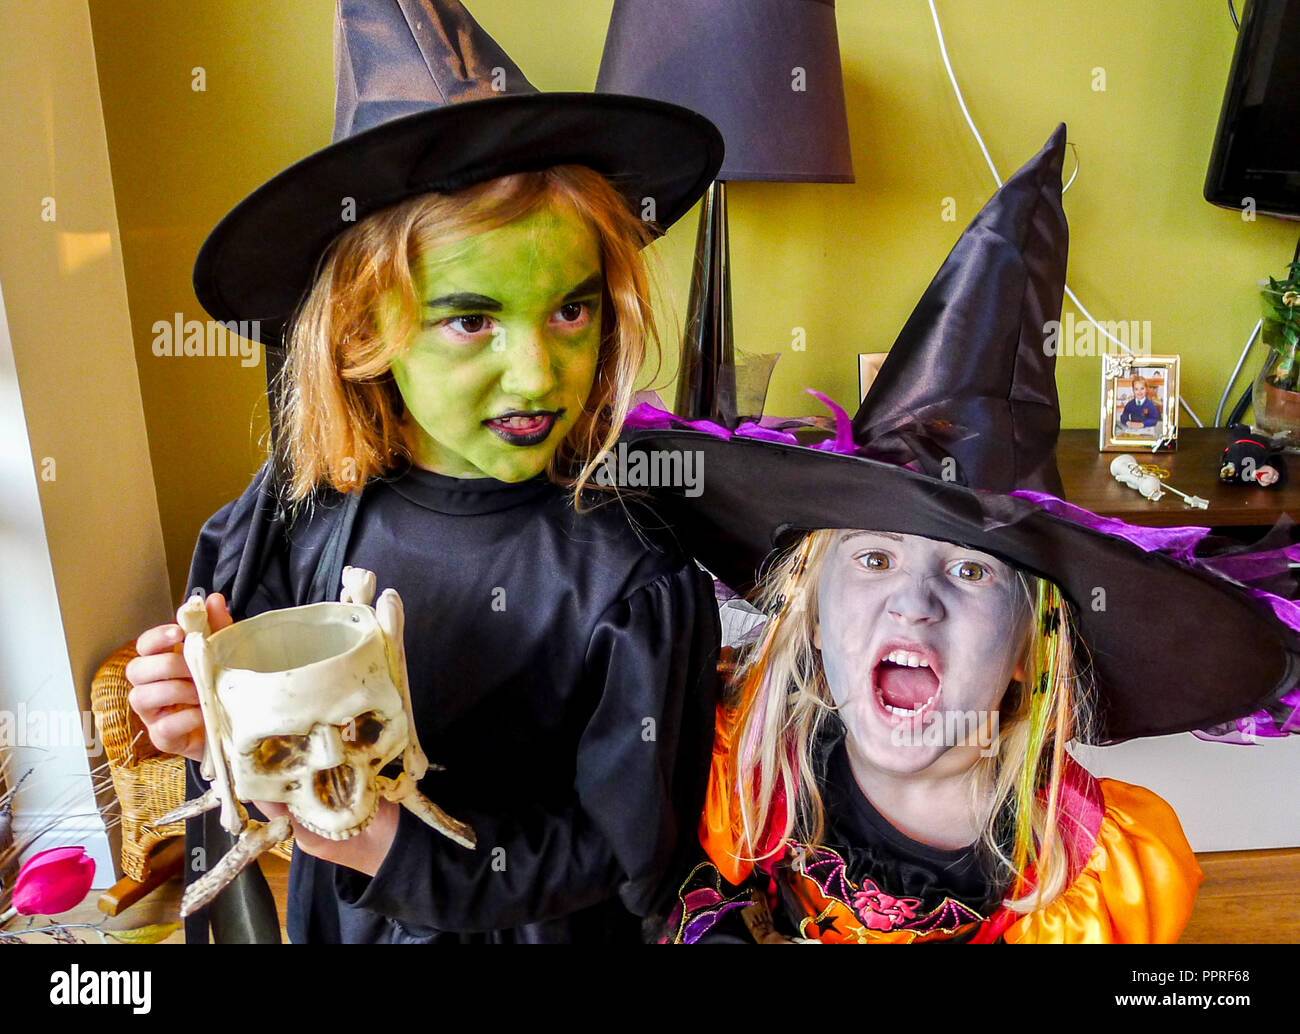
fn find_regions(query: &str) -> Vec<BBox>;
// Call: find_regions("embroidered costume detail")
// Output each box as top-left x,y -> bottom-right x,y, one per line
672,782 -> 1200,944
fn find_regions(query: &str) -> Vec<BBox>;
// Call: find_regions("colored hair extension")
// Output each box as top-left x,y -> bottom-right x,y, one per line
1007,579 -> 1068,902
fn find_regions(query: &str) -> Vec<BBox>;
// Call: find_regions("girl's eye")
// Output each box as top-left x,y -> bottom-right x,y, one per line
446,314 -> 490,335
422,313 -> 495,337
555,301 -> 591,325
857,550 -> 892,571
950,560 -> 989,582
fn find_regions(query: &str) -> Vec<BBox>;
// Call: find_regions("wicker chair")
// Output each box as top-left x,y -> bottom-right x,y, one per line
90,641 -> 293,909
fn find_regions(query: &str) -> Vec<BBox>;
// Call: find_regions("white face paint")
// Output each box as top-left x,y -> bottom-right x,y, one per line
212,603 -> 409,840
814,530 -> 1030,777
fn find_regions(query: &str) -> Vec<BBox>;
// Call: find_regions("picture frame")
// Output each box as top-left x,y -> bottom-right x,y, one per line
1099,354 -> 1180,453
859,352 -> 887,402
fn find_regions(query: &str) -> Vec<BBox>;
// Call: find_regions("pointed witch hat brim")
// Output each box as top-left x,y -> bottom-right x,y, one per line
623,125 -> 1300,743
620,430 -> 1300,744
192,1 -> 724,346
193,93 -> 722,345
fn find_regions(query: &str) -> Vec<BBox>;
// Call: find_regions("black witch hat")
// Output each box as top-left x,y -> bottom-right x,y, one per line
192,0 -> 724,346
625,124 -> 1300,743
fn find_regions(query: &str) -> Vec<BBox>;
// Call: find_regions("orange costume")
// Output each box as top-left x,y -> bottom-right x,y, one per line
667,705 -> 1203,945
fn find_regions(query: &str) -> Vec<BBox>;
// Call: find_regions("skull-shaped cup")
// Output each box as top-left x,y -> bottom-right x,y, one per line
161,569 -> 473,919
208,600 -> 408,840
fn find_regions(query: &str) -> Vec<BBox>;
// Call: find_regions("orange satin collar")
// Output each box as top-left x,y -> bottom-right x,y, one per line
1003,779 -> 1203,944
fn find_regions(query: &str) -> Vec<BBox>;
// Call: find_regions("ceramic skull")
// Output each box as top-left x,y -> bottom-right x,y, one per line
214,600 -> 409,839
161,566 -> 475,919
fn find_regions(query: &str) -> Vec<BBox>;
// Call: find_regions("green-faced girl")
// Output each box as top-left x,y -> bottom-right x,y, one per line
127,0 -> 724,944
281,165 -> 657,495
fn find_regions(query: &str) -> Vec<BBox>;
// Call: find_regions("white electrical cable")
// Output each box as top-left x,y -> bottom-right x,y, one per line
925,0 -> 1205,427
927,0 -> 1001,188
1063,148 -> 1079,194
1214,318 -> 1263,425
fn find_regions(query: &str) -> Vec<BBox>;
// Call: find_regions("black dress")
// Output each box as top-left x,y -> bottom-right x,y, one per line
182,458 -> 720,943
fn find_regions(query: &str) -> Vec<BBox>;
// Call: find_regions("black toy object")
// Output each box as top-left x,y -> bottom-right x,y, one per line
1219,427 -> 1287,489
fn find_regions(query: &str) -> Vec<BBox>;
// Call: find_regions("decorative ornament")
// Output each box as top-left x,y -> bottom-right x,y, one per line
1218,430 -> 1287,489
1109,454 -> 1207,508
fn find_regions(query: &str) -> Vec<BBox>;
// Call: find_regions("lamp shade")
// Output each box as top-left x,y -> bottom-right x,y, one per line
597,0 -> 854,183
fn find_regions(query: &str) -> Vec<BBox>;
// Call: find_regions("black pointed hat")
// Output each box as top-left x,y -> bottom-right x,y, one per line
852,124 -> 1067,497
625,125 -> 1300,743
193,0 -> 724,346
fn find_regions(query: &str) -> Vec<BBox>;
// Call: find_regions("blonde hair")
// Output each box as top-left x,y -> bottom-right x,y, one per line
726,528 -> 1095,915
272,164 -> 662,509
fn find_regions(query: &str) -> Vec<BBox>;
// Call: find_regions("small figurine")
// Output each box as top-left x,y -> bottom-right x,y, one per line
1109,454 -> 1208,508
1219,428 -> 1287,489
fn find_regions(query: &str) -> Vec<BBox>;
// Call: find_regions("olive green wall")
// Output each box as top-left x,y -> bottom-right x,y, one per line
87,0 -> 1299,602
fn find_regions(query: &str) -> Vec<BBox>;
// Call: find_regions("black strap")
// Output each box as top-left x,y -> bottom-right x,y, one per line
307,488 -> 365,603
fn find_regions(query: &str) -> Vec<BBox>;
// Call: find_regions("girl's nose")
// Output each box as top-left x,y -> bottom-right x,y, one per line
497,326 -> 558,400
886,575 -> 944,624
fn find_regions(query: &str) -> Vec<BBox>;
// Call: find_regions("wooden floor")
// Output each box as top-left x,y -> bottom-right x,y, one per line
1180,848 -> 1300,944
9,848 -> 1297,943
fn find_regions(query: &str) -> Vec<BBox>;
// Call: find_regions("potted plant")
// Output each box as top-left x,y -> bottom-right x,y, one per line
1253,261 -> 1300,443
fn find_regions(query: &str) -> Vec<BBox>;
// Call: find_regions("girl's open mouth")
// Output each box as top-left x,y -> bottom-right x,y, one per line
870,642 -> 942,724
483,409 -> 561,446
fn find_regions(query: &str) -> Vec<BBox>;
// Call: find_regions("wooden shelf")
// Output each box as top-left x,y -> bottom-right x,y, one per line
1057,427 -> 1299,527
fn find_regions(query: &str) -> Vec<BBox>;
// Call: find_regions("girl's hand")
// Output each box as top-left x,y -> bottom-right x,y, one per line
126,593 -> 234,763
254,798 -> 400,877
128,592 -> 399,875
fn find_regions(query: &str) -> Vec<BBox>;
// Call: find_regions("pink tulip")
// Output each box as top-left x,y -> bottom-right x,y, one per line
10,846 -> 95,916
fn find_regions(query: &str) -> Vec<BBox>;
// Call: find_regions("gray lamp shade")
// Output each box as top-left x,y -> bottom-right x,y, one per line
597,0 -> 854,183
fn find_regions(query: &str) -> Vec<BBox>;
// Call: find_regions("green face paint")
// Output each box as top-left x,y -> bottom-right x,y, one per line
385,202 -> 604,482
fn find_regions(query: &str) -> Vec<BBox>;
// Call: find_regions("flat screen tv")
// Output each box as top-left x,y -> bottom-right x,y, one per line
1205,0 -> 1300,219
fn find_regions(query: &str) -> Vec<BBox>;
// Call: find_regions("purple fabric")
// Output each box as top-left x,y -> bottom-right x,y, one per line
682,898 -> 752,944
1009,489 -> 1213,559
1286,687 -> 1300,734
1193,683 -> 1300,743
1208,549 -> 1300,584
625,390 -> 861,456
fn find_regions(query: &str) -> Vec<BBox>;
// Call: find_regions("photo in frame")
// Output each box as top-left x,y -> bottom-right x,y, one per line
1099,354 -> 1180,452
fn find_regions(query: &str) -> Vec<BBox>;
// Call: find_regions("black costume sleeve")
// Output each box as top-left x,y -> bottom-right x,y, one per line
333,561 -> 719,933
